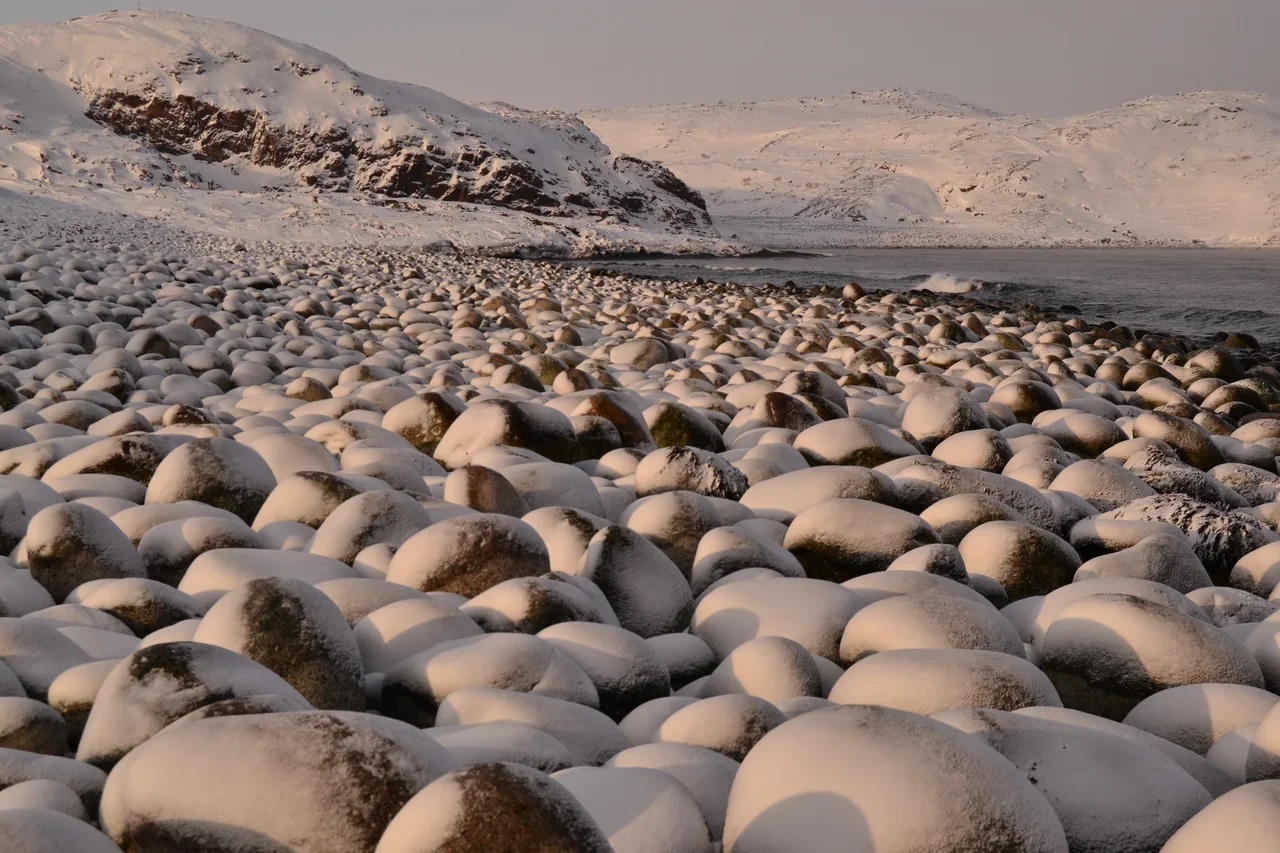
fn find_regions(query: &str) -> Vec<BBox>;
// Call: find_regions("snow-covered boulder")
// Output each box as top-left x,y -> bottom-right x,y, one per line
784,499 -> 940,582
1041,593 -> 1264,719
722,705 -> 1069,853
386,514 -> 550,597
144,438 -> 276,523
0,809 -> 119,853
829,648 -> 1059,715
555,766 -> 713,853
25,503 -> 145,603
193,577 -> 364,711
380,633 -> 598,726
937,708 -> 1210,853
376,762 -> 611,853
571,525 -> 693,638
654,695 -> 784,762
1162,780 -> 1280,853
101,710 -> 455,852
436,687 -> 628,767
837,593 -> 1021,663
1123,683 -> 1280,756
76,642 -> 309,768
692,576 -> 866,662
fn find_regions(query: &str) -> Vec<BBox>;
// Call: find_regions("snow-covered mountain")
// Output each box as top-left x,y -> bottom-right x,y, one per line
582,89 -> 1280,248
0,11 -> 718,255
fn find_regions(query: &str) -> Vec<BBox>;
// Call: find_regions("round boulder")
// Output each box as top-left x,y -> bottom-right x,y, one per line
722,705 -> 1069,853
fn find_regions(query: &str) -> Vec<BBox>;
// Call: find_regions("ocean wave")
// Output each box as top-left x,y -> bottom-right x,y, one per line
703,264 -> 766,273
909,273 -> 985,294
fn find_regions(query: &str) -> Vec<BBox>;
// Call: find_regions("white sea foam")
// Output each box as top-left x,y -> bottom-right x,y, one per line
911,273 -> 984,293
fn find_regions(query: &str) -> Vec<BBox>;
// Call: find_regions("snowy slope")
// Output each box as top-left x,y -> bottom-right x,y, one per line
582,90 -> 1280,248
0,10 -> 721,255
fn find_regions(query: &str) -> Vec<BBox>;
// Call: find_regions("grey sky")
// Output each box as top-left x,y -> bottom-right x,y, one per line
4,1 -> 1278,116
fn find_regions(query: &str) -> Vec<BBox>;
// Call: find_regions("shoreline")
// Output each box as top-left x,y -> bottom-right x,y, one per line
556,258 -> 1275,355
505,235 -> 1280,262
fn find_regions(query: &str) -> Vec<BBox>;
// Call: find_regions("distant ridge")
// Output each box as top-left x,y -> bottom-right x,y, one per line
583,89 -> 1280,247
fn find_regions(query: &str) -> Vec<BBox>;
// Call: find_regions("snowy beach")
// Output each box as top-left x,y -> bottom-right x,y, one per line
3,6 -> 1280,851
0,219 -> 1274,849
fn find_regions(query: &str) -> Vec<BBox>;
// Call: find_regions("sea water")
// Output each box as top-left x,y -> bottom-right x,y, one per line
580,248 -> 1280,348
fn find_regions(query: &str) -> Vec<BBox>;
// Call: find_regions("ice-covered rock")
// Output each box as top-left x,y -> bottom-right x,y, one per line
634,445 -> 748,500
1104,494 -> 1278,580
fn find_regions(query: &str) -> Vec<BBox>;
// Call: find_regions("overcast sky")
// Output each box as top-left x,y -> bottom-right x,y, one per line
5,1 -> 1278,116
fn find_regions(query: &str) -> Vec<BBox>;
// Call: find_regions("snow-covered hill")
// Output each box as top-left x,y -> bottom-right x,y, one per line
582,89 -> 1280,248
0,11 -> 720,255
